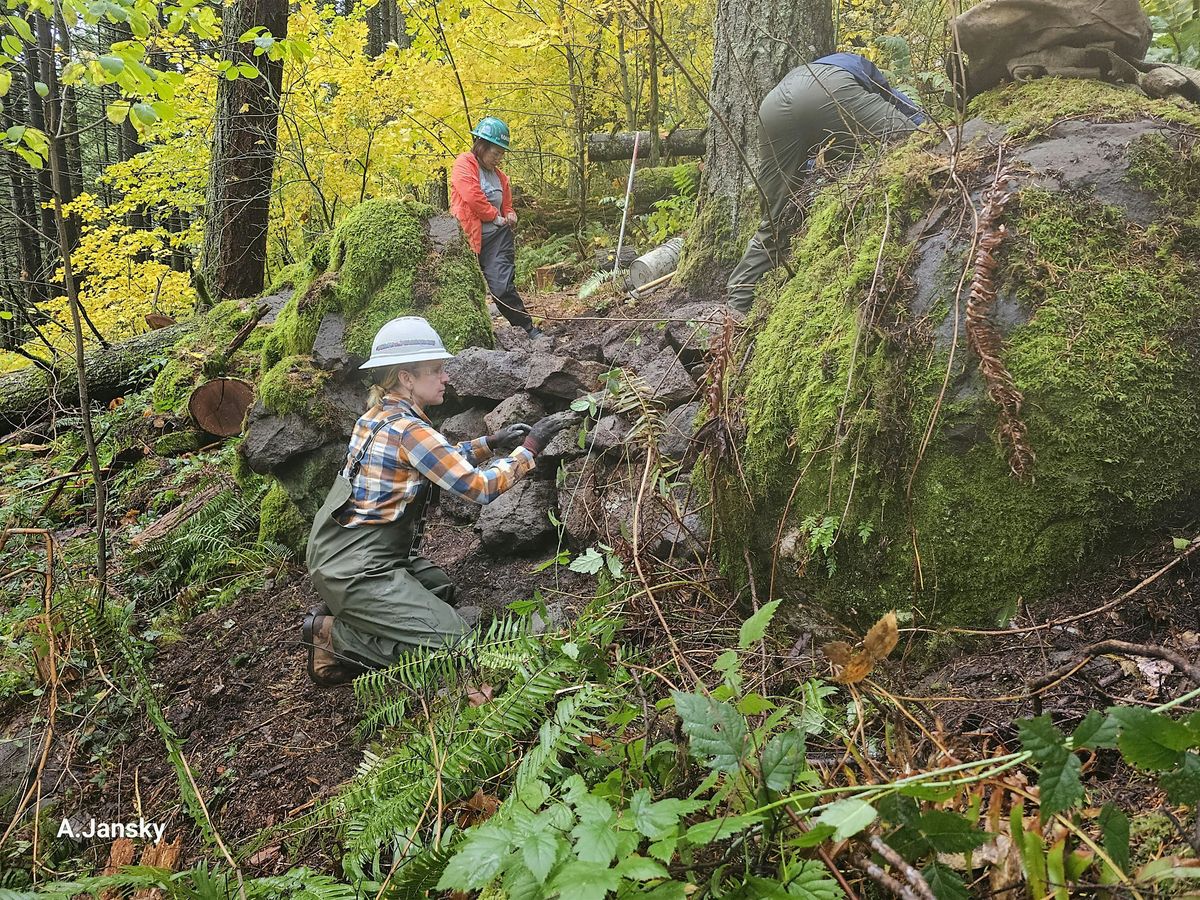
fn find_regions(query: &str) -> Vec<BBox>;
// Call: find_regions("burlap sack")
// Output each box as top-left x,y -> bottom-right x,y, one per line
951,0 -> 1152,96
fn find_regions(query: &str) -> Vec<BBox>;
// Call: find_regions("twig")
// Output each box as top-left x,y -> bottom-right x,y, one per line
781,804 -> 860,900
852,851 -> 920,899
28,467 -> 112,491
910,535 -> 1200,638
222,303 -> 269,360
1029,639 -> 1200,697
867,835 -> 936,900
0,530 -> 57,863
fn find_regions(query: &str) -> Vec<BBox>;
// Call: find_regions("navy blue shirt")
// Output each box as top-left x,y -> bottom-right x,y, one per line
813,52 -> 927,124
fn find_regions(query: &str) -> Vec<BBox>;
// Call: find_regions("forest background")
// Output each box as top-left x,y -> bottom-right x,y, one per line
4,0 -> 1192,371
0,0 -> 1194,369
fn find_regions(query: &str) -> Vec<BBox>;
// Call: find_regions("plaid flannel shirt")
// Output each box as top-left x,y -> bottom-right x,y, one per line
336,392 -> 535,527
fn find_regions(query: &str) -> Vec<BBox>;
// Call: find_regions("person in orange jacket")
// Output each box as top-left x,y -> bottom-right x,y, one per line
450,117 -> 541,338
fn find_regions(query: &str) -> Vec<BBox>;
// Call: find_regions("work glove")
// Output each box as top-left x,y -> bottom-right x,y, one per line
487,422 -> 531,453
522,411 -> 579,454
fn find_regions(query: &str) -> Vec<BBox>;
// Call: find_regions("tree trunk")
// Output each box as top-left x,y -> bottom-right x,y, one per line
202,0 -> 288,300
616,11 -> 636,130
53,7 -> 84,207
23,23 -> 57,267
366,0 -> 410,57
3,87 -> 49,309
675,0 -> 833,298
587,129 -> 706,161
647,0 -> 661,166
35,12 -> 78,252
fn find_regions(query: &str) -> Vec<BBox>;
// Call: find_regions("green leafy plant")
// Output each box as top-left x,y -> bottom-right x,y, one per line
1143,0 -> 1200,64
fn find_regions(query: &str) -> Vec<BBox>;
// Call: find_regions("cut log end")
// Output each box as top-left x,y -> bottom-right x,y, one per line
188,378 -> 255,437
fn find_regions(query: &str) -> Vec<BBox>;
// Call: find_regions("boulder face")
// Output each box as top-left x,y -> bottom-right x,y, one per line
709,80 -> 1200,630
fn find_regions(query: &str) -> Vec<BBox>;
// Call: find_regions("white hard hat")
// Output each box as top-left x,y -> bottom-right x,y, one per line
359,316 -> 454,370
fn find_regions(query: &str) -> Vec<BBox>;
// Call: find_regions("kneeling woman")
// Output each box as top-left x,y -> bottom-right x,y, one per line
303,316 -> 571,685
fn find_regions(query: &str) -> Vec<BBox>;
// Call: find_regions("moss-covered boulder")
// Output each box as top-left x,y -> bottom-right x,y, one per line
260,197 -> 492,372
709,79 -> 1200,630
248,198 -> 493,555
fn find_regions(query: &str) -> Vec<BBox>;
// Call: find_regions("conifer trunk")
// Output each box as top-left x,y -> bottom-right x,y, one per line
202,0 -> 288,300
675,0 -> 833,298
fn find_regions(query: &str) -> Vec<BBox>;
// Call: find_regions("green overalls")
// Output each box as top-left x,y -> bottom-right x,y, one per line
305,412 -> 470,669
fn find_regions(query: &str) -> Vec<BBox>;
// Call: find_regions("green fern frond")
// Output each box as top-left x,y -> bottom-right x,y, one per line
513,683 -> 612,789
384,847 -> 456,899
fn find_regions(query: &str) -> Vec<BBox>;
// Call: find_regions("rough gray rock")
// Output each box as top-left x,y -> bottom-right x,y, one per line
494,326 -> 532,352
485,392 -> 546,434
476,477 -> 559,553
639,351 -> 697,407
439,407 -> 490,444
601,320 -> 667,369
585,414 -> 630,455
427,214 -> 462,252
0,732 -> 34,815
275,442 -> 347,520
241,402 -> 329,474
440,491 -> 482,524
665,302 -> 725,363
659,401 -> 702,460
312,312 -> 350,371
446,348 -> 531,400
559,457 -> 603,544
525,354 -> 607,400
539,420 -> 587,465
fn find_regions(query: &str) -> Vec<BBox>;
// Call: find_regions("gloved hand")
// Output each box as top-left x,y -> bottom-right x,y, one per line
522,411 -> 579,454
487,422 -> 531,453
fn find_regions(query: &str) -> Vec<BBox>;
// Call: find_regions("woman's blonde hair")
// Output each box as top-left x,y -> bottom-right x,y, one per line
366,362 -> 439,409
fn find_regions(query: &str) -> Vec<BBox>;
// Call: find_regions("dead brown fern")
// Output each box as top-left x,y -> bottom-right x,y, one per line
966,165 -> 1034,479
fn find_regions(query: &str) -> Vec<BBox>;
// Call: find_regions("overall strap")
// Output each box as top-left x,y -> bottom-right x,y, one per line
407,483 -> 441,556
346,412 -> 415,482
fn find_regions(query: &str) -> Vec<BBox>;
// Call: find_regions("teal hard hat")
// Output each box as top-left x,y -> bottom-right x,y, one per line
470,116 -> 511,150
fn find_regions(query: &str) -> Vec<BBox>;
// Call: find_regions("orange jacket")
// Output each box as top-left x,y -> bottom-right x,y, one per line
450,151 -> 514,254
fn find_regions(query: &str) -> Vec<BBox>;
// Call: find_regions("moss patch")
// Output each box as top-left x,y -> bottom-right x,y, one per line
968,77 -> 1200,139
153,430 -> 204,457
258,355 -> 339,427
676,187 -> 760,299
711,91 -> 1200,630
258,481 -> 309,551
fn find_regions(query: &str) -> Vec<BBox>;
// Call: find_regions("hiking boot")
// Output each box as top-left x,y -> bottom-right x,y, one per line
301,612 -> 362,687
525,326 -> 544,339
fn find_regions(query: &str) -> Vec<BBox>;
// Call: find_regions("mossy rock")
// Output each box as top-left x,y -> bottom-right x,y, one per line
260,197 -> 493,373
260,444 -> 346,553
153,429 -> 204,457
709,79 -> 1200,631
150,300 -> 267,414
258,355 -> 339,428
258,480 -> 310,551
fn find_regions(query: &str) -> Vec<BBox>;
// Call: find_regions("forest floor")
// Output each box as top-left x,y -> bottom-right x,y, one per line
1,277 -> 1198,881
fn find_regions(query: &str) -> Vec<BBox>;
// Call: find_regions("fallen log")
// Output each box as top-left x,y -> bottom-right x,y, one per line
587,128 -> 707,162
0,320 -> 197,436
